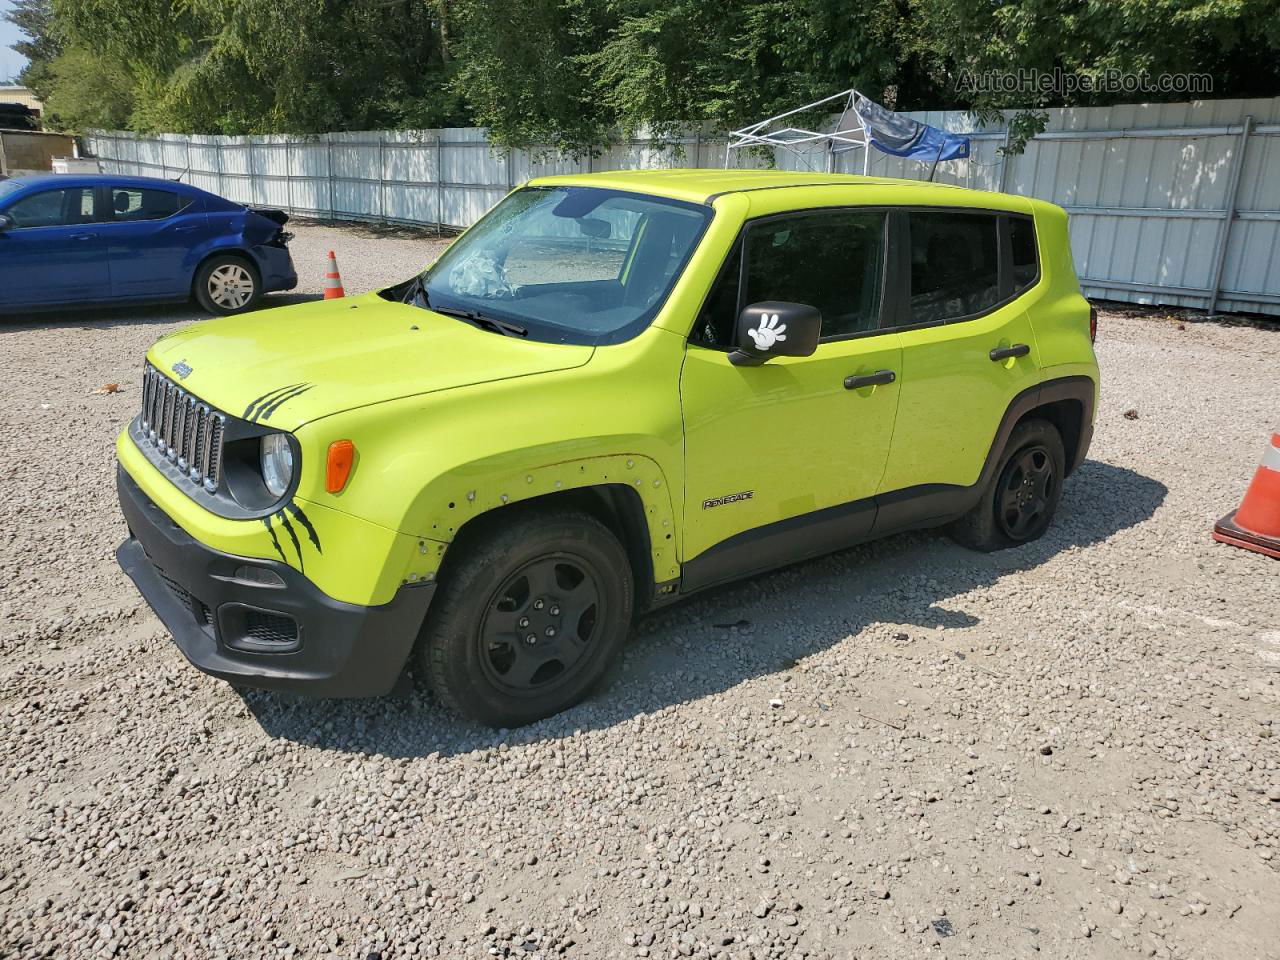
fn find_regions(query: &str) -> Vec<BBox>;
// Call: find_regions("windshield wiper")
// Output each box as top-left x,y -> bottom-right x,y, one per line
429,303 -> 528,338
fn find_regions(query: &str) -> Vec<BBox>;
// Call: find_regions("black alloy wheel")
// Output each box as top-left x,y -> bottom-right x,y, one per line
995,444 -> 1058,541
478,554 -> 603,697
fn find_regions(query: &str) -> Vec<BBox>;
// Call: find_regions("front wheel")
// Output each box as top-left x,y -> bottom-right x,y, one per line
194,255 -> 261,315
948,418 -> 1066,552
418,507 -> 634,727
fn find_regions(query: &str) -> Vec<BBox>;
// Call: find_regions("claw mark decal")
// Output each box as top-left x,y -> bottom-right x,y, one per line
258,384 -> 314,421
261,516 -> 287,562
285,502 -> 322,553
261,500 -> 323,571
277,510 -> 305,573
243,384 -> 301,419
243,383 -> 314,422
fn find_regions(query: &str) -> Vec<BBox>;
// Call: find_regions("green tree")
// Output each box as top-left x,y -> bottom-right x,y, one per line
40,45 -> 134,130
906,0 -> 1280,149
454,0 -> 906,152
5,0 -> 60,102
15,0 -> 1280,148
50,0 -> 468,133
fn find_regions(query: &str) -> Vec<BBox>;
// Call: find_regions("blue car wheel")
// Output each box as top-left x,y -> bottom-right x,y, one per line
194,254 -> 262,315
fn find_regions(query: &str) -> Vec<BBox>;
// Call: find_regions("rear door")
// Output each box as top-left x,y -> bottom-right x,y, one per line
0,186 -> 111,307
98,185 -> 209,299
878,209 -> 1042,496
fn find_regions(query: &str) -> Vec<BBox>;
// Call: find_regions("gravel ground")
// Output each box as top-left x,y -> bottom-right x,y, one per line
1,222 -> 1278,960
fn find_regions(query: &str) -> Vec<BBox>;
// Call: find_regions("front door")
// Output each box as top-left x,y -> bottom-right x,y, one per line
0,186 -> 111,307
680,208 -> 903,590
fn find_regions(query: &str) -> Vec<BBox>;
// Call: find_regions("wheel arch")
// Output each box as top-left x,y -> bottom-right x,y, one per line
438,483 -> 664,611
971,375 -> 1094,491
189,246 -> 260,296
407,454 -> 680,610
1018,396 -> 1084,475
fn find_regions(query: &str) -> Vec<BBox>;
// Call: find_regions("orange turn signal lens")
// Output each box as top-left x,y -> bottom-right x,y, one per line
325,439 -> 355,494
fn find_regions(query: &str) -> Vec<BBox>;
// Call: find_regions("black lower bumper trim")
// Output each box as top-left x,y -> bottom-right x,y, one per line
116,466 -> 434,698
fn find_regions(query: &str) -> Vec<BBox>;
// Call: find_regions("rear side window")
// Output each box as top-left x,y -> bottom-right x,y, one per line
110,188 -> 189,222
1009,215 -> 1038,292
5,187 -> 97,228
908,212 -> 1000,324
743,211 -> 886,339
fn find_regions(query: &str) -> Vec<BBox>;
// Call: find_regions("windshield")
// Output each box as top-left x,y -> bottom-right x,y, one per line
0,179 -> 25,203
406,186 -> 712,345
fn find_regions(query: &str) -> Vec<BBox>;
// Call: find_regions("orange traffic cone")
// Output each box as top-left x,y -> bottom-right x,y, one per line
1213,431 -> 1280,559
323,250 -> 346,299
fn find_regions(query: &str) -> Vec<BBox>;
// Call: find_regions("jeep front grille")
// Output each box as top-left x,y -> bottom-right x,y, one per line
140,363 -> 226,492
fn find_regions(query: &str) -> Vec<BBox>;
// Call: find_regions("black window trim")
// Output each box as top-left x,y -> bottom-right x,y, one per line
101,184 -> 195,224
687,204 -> 1042,351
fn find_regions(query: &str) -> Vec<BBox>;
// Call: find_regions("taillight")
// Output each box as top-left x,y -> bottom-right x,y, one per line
1088,305 -> 1098,343
326,439 -> 355,493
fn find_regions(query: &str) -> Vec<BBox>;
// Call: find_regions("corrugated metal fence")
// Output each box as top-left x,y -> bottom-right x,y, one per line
86,96 -> 1280,316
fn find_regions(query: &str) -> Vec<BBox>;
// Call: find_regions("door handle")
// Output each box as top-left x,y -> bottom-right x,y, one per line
844,369 -> 897,390
69,232 -> 96,241
173,224 -> 201,233
989,343 -> 1030,362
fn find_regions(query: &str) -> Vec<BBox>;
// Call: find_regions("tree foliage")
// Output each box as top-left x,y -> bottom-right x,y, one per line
5,0 -> 1278,150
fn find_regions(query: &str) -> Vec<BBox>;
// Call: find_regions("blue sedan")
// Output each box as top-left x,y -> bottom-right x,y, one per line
0,174 -> 297,315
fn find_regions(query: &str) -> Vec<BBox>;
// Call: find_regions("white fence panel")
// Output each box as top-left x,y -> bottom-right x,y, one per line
86,95 -> 1280,315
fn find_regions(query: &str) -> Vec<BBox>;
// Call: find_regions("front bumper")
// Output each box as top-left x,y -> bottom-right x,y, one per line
116,466 -> 434,697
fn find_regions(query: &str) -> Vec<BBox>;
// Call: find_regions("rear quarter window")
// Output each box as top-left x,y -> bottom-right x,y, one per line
1009,215 -> 1039,292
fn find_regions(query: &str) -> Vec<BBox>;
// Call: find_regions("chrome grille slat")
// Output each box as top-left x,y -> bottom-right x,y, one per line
138,363 -> 227,494
141,369 -> 153,431
182,397 -> 198,469
163,381 -> 178,453
172,393 -> 188,464
206,416 -> 225,490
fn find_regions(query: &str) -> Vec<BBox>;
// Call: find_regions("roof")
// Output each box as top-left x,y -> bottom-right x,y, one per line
5,173 -> 205,193
526,168 -> 965,205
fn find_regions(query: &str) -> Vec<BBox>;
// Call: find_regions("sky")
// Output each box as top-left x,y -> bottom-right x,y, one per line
0,0 -> 29,84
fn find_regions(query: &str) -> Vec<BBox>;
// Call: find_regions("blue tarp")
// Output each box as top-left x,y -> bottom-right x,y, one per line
854,94 -> 970,163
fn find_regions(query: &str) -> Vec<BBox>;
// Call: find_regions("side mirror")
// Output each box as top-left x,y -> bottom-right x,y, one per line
0,213 -> 12,233
729,301 -> 822,366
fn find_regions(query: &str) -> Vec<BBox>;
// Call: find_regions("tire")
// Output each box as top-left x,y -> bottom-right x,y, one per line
948,418 -> 1066,552
418,507 -> 634,727
193,254 -> 262,315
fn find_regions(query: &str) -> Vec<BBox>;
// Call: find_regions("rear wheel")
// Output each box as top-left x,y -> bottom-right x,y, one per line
948,418 -> 1066,551
194,255 -> 261,315
419,507 -> 633,727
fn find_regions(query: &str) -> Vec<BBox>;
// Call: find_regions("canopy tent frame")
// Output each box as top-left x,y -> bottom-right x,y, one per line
724,88 -> 961,180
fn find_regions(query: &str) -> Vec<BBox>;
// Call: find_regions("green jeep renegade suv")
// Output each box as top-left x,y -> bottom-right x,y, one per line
115,170 -> 1099,726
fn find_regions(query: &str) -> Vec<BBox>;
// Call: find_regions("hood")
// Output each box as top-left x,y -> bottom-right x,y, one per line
146,294 -> 594,430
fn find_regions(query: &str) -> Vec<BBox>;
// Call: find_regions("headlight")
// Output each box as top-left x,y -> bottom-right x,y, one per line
260,434 -> 294,498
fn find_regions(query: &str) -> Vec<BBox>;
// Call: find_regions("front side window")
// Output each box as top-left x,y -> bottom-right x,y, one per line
4,187 -> 97,228
407,186 -> 711,345
744,211 -> 886,340
908,212 -> 1000,324
110,188 -> 188,222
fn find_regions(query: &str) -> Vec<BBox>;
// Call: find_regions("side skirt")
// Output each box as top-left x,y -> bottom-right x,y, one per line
678,482 -> 974,595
